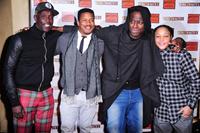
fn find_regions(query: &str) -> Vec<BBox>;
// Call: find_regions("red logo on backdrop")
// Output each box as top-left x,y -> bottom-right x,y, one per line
163,0 -> 176,9
34,0 -> 47,5
62,12 -> 74,22
105,13 -> 118,23
186,42 -> 198,51
151,14 -> 159,23
122,0 -> 134,8
79,0 -> 91,7
188,14 -> 200,23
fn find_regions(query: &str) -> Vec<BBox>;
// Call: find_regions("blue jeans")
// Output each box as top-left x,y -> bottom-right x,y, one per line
106,89 -> 143,133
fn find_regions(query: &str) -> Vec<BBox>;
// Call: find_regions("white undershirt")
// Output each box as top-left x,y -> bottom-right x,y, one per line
77,31 -> 92,53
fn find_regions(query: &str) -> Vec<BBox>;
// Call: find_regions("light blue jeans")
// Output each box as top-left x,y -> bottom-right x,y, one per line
106,88 -> 143,133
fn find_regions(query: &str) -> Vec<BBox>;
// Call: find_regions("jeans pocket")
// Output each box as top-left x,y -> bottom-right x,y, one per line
174,116 -> 192,133
180,116 -> 192,121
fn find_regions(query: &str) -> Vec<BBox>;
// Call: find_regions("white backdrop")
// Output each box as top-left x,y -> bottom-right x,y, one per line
30,0 -> 200,132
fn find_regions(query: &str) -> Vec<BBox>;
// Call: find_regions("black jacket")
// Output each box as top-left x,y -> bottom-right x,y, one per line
3,24 -> 61,107
95,24 -> 164,126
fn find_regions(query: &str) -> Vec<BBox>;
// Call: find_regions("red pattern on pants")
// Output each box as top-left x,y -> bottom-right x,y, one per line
14,88 -> 54,133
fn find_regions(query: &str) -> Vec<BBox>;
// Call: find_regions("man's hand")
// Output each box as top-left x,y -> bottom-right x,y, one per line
171,39 -> 182,53
178,105 -> 193,118
12,105 -> 24,118
171,45 -> 181,53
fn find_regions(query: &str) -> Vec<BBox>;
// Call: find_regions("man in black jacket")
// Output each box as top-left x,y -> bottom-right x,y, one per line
3,2 -> 61,132
94,6 -> 164,133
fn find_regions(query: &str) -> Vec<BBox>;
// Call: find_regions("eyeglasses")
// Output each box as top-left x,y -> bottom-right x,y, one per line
130,19 -> 144,25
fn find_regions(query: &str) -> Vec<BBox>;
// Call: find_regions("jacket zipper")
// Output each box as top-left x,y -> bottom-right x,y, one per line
38,33 -> 47,91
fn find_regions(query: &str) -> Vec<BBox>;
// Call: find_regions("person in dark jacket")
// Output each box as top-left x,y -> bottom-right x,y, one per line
3,2 -> 61,133
54,5 -> 164,133
94,6 -> 164,133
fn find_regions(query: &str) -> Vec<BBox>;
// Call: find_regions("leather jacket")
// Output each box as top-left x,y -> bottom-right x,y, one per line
3,24 -> 61,107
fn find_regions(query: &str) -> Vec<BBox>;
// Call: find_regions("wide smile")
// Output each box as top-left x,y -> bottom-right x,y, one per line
44,24 -> 51,28
85,26 -> 92,30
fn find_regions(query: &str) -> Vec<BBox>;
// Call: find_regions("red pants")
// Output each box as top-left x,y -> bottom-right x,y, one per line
14,88 -> 54,133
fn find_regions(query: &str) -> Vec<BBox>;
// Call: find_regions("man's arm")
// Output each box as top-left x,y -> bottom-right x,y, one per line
52,26 -> 64,32
52,25 -> 76,33
3,35 -> 24,118
53,25 -> 110,40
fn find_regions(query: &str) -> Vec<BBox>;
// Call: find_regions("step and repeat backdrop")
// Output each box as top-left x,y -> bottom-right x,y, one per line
30,0 -> 200,132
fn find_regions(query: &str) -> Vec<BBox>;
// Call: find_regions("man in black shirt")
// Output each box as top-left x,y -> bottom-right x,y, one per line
3,2 -> 61,132
94,6 -> 163,133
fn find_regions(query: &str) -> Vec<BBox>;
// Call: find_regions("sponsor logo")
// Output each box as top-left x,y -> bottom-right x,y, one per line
51,126 -> 59,129
54,99 -> 59,103
105,13 -> 118,23
62,12 -> 74,22
79,0 -> 91,7
186,42 -> 198,51
91,124 -> 101,128
188,14 -> 200,23
179,2 -> 200,7
96,0 -> 118,5
138,2 -> 159,6
151,14 -> 159,23
192,58 -> 197,62
52,0 -> 74,4
163,17 -> 184,21
163,0 -> 176,9
34,0 -> 47,5
95,16 -> 102,20
122,16 -> 127,21
54,57 -> 60,62
51,87 -> 59,91
178,31 -> 198,35
54,72 -> 60,76
122,0 -> 134,8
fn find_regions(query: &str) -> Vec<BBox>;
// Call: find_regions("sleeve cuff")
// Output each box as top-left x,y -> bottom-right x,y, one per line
188,100 -> 196,109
